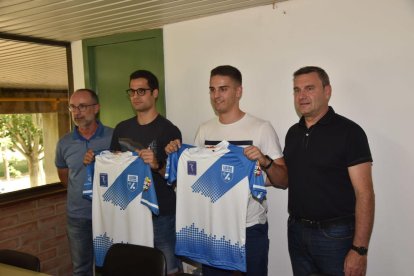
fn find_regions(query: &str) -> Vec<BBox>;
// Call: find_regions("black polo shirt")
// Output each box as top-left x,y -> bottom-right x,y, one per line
284,107 -> 372,220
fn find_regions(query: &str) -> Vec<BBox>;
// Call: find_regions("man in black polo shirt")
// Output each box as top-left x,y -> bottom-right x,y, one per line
284,66 -> 375,276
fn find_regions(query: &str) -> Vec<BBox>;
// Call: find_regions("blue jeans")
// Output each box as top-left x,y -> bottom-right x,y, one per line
202,222 -> 269,276
66,216 -> 94,276
153,215 -> 182,274
288,216 -> 354,276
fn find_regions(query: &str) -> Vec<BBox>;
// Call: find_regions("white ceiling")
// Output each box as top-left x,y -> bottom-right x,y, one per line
0,0 -> 284,90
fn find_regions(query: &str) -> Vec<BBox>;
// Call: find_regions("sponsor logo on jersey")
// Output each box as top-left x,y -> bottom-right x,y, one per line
100,173 -> 108,187
187,161 -> 197,175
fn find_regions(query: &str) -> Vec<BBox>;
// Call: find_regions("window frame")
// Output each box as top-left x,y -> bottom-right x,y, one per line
0,32 -> 73,205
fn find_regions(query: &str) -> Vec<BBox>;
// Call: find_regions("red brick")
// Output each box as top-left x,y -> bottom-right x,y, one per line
21,227 -> 55,245
0,238 -> 19,249
57,262 -> 72,276
57,243 -> 70,256
56,202 -> 66,215
38,248 -> 57,262
1,193 -> 71,276
38,194 -> 66,207
0,201 -> 36,217
39,215 -> 65,230
19,206 -> 56,223
19,241 -> 40,255
40,234 -> 67,251
0,214 -> 19,228
42,255 -> 69,271
0,222 -> 38,240
45,268 -> 59,276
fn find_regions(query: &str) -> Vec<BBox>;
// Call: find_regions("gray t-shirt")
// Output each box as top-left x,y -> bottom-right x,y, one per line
55,121 -> 113,219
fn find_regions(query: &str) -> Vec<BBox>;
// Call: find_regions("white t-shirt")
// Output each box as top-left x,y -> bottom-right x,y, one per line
89,151 -> 159,267
166,141 -> 266,272
194,113 -> 283,227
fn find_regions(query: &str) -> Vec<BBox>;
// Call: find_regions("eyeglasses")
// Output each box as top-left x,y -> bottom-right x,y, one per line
126,88 -> 152,97
68,104 -> 97,112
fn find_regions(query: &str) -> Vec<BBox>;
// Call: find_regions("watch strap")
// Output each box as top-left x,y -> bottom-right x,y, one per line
351,245 -> 368,256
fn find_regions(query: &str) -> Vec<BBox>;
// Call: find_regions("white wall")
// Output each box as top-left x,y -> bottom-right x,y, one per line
71,40 -> 85,90
163,0 -> 414,275
72,0 -> 414,274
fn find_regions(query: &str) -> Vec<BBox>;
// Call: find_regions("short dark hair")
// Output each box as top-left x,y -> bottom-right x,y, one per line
75,88 -> 99,104
129,70 -> 159,90
293,66 -> 330,87
211,65 -> 242,85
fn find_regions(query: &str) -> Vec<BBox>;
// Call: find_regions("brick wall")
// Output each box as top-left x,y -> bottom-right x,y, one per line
0,192 -> 72,275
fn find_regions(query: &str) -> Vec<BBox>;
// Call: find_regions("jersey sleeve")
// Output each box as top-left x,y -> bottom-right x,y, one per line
140,162 -> 159,215
248,160 -> 266,201
165,151 -> 179,185
82,162 -> 95,200
165,144 -> 193,185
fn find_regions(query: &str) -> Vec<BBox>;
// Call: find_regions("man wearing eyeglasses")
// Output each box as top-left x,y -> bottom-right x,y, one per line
55,89 -> 113,276
85,70 -> 182,275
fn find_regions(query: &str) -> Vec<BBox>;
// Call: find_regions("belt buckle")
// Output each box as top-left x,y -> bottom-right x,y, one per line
301,218 -> 319,226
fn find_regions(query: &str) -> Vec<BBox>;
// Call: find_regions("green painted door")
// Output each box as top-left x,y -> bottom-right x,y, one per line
82,29 -> 165,128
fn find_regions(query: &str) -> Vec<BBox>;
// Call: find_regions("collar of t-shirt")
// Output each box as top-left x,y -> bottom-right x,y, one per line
72,120 -> 104,141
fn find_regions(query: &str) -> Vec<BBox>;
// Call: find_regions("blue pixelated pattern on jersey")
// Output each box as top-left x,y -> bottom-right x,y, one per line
93,232 -> 114,267
176,223 -> 246,272
102,157 -> 158,214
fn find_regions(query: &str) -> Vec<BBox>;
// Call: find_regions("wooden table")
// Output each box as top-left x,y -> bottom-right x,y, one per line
0,263 -> 51,276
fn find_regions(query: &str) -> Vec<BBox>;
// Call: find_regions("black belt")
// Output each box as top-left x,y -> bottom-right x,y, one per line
289,215 -> 355,228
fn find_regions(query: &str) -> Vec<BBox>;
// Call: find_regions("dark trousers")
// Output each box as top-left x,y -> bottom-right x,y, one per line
288,216 -> 355,276
202,222 -> 269,276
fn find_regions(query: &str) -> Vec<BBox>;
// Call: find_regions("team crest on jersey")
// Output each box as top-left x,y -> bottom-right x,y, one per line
100,173 -> 108,187
187,161 -> 197,175
126,174 -> 138,191
221,164 -> 234,183
143,176 -> 152,191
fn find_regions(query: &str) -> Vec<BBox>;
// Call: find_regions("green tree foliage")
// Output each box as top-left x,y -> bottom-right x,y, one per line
0,114 -> 44,187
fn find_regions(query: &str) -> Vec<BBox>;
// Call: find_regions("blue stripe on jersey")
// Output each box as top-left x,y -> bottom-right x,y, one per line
191,154 -> 247,203
102,157 -> 158,213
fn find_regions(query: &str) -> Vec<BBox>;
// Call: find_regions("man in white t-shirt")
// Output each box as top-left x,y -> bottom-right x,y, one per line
166,65 -> 288,276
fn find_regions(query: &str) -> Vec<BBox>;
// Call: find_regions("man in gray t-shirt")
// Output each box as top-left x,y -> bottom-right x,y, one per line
55,89 -> 113,276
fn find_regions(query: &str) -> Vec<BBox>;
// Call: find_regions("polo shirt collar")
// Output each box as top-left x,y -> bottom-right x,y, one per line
72,120 -> 104,141
298,106 -> 336,127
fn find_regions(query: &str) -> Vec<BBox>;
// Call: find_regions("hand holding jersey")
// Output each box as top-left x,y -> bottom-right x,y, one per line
165,141 -> 266,272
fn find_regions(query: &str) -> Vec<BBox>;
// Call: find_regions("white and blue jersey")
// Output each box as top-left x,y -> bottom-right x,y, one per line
86,150 -> 159,267
166,141 -> 265,272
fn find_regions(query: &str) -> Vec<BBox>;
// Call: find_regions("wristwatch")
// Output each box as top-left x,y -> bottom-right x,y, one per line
262,155 -> 273,171
351,245 -> 368,256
